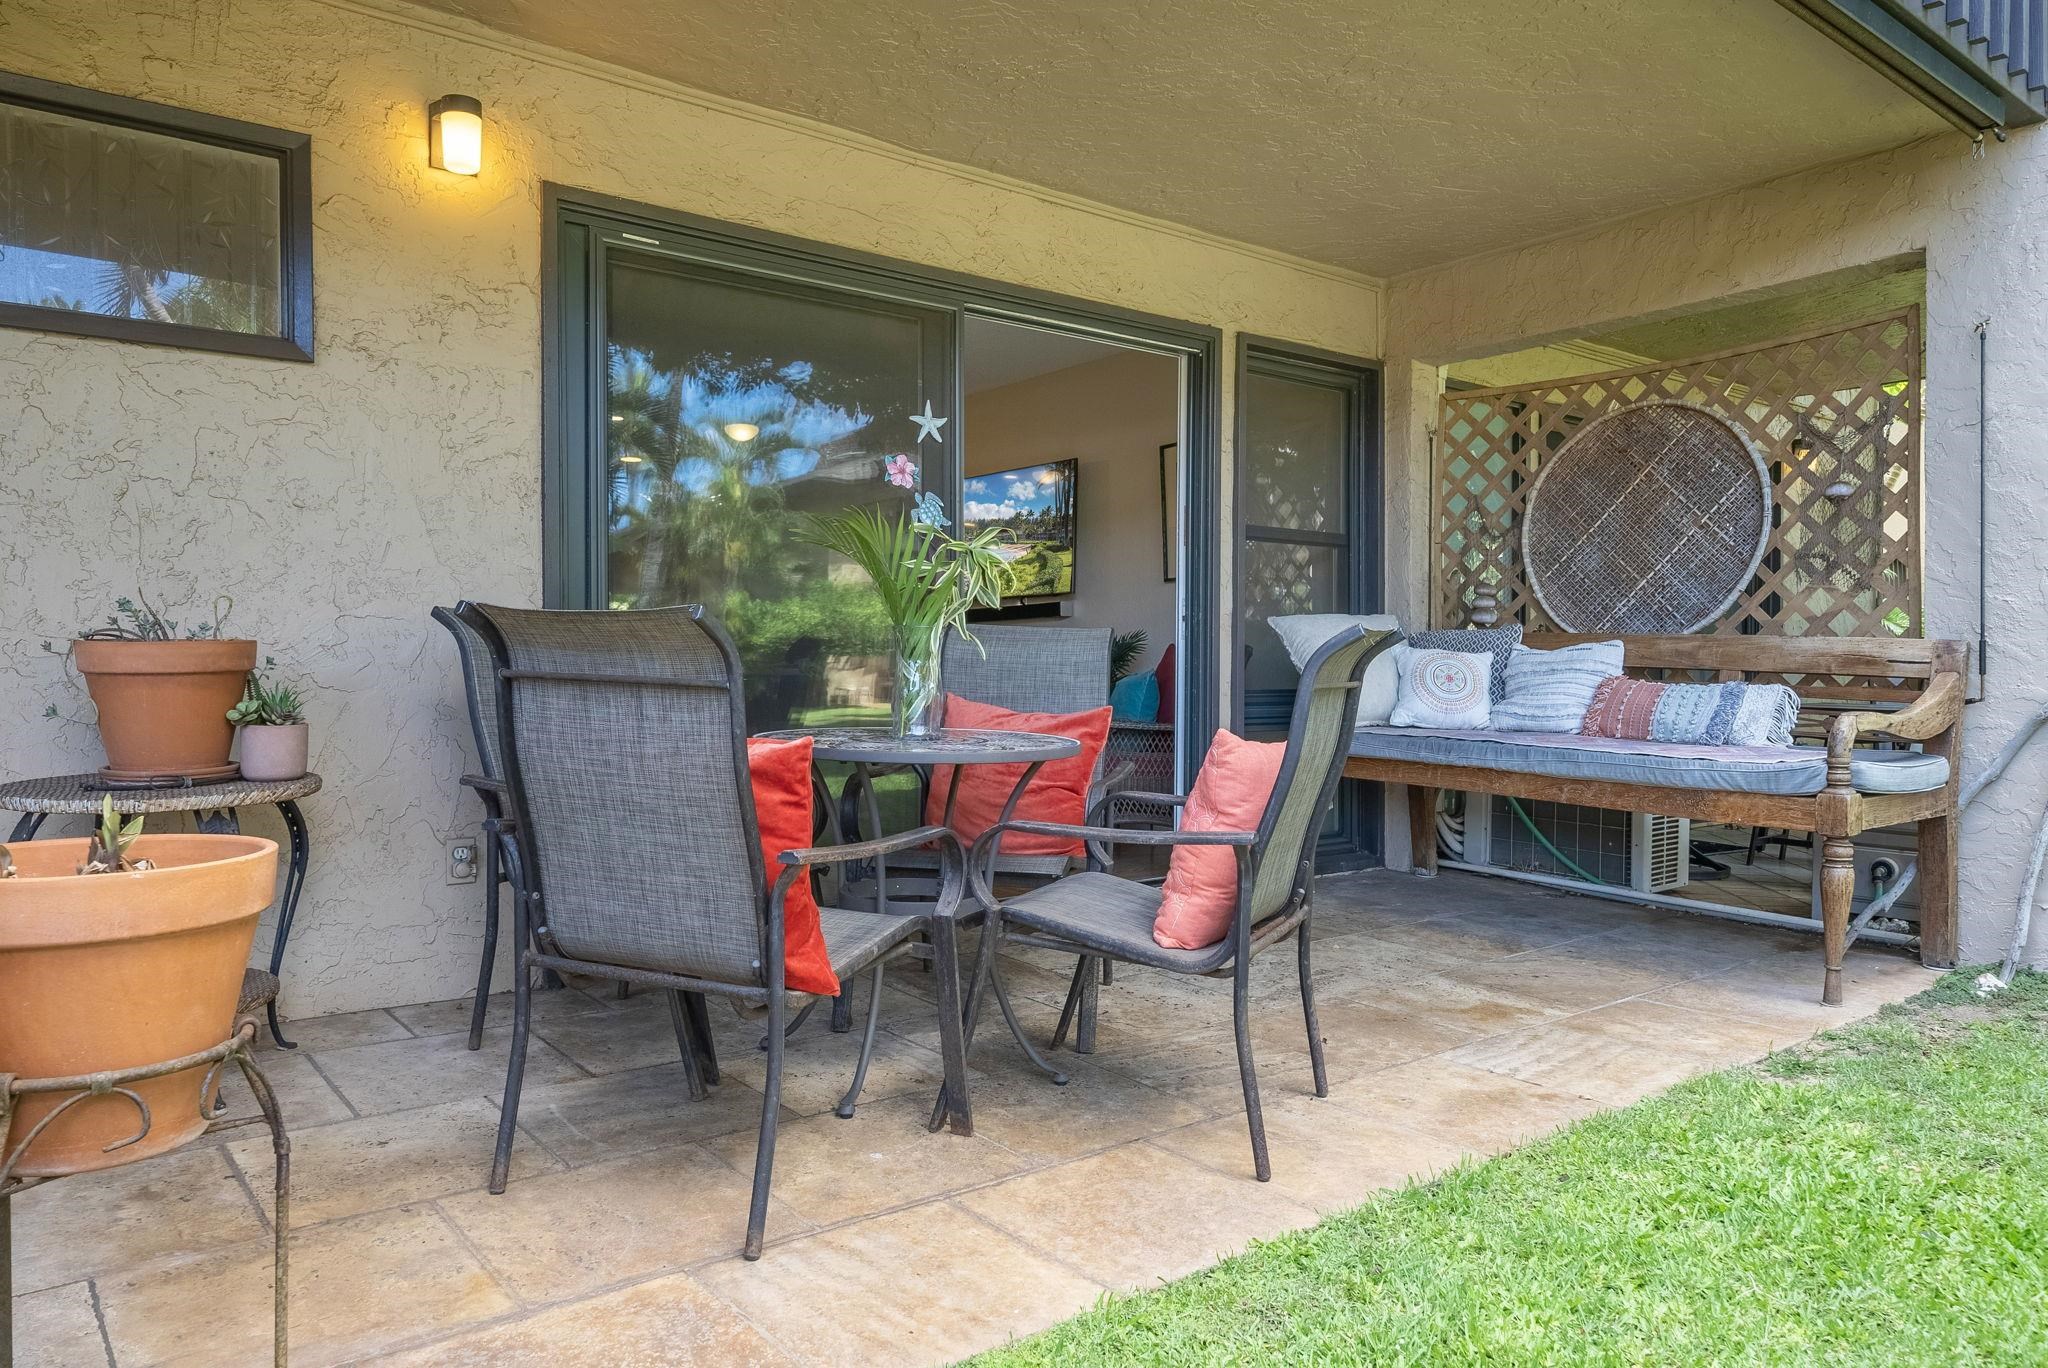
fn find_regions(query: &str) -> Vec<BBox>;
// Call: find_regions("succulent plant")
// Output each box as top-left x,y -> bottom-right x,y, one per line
79,795 -> 152,874
228,658 -> 308,727
72,591 -> 234,642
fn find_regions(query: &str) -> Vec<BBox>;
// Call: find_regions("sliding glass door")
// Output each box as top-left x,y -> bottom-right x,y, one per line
554,234 -> 952,731
1235,340 -> 1380,864
545,186 -> 1226,775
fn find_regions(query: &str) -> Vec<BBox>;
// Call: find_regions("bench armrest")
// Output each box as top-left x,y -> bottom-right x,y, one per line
1824,671 -> 1965,789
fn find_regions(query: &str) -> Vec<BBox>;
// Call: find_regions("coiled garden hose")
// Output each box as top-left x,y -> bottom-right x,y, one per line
1503,795 -> 1608,887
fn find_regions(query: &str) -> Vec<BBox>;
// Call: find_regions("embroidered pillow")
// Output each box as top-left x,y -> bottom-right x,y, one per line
1492,640 -> 1625,732
746,735 -> 837,997
1582,677 -> 1801,747
1269,613 -> 1403,724
926,695 -> 1112,858
1153,728 -> 1286,950
1408,625 -> 1522,701
1388,644 -> 1493,729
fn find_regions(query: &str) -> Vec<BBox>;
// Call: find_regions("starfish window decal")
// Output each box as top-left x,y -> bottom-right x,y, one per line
909,400 -> 947,445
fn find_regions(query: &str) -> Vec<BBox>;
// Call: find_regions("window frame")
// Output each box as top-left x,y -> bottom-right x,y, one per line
1232,335 -> 1383,867
0,70 -> 315,362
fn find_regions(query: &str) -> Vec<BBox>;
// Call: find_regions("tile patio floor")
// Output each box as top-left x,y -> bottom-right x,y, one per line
12,870 -> 1939,1366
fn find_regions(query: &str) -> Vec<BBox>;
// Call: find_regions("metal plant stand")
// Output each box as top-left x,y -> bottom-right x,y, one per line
755,725 -> 1083,1127
0,1018 -> 290,1367
0,774 -> 321,1048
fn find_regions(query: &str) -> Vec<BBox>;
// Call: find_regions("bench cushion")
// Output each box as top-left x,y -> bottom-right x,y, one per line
1349,727 -> 1949,797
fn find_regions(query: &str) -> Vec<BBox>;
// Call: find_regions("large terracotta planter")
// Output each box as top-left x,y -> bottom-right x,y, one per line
72,638 -> 258,782
0,834 -> 277,1176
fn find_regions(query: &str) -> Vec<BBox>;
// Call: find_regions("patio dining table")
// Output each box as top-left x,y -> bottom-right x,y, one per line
753,724 -> 1082,1129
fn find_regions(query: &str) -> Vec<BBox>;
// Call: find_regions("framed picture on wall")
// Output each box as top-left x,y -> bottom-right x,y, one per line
0,71 -> 315,361
1159,441 -> 1178,582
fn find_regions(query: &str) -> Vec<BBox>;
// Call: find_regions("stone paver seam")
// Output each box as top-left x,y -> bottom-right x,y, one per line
298,1048 -> 364,1119
425,1195 -> 530,1311
945,1196 -> 1114,1300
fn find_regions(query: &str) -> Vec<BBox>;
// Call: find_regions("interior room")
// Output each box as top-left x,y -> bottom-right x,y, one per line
962,316 -> 1184,801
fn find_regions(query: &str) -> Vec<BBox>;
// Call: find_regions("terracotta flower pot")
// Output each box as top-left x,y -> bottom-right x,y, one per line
72,638 -> 258,782
0,834 -> 277,1176
237,723 -> 309,782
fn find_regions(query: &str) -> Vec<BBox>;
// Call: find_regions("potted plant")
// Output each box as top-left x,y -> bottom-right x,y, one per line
56,593 -> 256,783
0,800 -> 276,1176
228,660 -> 310,781
795,486 -> 1012,736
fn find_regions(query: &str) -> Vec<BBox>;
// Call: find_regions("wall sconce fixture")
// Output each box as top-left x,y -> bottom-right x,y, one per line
722,422 -> 760,442
428,95 -> 483,176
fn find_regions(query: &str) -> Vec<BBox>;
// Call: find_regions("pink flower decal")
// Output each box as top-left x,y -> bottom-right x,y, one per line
885,454 -> 918,489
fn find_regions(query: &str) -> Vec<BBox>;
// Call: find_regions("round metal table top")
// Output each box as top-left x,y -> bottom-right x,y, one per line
0,771 -> 323,815
755,727 -> 1080,767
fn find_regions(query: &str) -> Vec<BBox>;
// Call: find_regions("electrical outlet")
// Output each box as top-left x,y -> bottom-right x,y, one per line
447,839 -> 479,884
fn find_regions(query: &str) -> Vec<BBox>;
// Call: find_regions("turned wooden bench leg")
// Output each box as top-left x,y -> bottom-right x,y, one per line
1915,810 -> 1959,969
1820,837 -> 1854,1006
1408,785 -> 1439,877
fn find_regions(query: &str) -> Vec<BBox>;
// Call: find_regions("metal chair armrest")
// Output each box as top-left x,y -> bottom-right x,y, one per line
1111,790 -> 1190,810
777,825 -> 954,867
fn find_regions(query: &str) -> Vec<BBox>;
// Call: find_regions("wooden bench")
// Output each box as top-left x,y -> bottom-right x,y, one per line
1343,635 -> 1967,1005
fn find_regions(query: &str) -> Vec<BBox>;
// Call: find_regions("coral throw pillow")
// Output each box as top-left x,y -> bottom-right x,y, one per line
1152,729 -> 1286,951
926,695 -> 1112,858
746,735 -> 837,996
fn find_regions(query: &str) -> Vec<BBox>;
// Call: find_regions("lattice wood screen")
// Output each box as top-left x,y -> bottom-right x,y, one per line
1434,311 -> 1922,637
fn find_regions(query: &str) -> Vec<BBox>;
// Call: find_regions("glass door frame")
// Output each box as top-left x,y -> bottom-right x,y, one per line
1231,335 -> 1383,868
542,184 -> 1226,783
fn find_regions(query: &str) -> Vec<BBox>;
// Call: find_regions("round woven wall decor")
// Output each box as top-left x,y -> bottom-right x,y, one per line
1520,400 -> 1772,634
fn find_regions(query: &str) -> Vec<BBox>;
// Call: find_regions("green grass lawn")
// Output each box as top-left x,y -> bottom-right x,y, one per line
977,971 -> 2048,1367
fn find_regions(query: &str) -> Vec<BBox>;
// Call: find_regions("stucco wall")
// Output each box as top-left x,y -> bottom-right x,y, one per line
0,0 -> 1381,1015
965,351 -> 1181,665
1380,127 -> 2048,968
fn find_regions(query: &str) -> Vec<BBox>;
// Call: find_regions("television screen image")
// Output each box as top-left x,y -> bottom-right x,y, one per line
962,459 -> 1077,597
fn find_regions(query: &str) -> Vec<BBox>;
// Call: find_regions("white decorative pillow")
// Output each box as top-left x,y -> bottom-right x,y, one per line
1269,613 -> 1403,725
1492,640 -> 1626,733
1388,644 -> 1493,729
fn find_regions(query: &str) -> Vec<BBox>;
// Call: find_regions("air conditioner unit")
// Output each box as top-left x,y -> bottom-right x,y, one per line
1459,793 -> 1689,895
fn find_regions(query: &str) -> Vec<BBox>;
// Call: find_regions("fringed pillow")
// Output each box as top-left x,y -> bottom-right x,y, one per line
1581,677 -> 1800,748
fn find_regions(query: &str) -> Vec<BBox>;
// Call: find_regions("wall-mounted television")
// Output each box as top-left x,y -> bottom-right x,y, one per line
962,459 -> 1078,597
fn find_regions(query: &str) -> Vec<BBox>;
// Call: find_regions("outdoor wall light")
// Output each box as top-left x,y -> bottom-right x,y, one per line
428,95 -> 483,176
722,422 -> 760,442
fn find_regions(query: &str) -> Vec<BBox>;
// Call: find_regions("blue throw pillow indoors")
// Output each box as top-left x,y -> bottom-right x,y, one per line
1110,671 -> 1160,723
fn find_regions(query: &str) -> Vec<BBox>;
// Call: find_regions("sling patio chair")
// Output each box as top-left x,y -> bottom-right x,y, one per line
955,624 -> 1397,1179
837,625 -> 1127,881
457,602 -> 974,1260
835,625 -> 1131,1060
435,604 -> 567,1049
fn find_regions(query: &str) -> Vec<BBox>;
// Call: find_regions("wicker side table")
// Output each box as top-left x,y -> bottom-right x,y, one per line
0,774 -> 321,1048
0,1018 -> 290,1367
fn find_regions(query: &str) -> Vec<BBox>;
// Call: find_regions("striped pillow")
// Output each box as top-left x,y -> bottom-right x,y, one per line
1491,641 -> 1625,733
1582,677 -> 1801,747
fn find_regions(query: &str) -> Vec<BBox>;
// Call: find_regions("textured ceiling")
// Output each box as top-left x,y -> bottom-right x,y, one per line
411,0 -> 1945,277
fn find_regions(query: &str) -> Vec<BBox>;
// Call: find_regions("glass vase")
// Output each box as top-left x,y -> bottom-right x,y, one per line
891,624 -> 943,738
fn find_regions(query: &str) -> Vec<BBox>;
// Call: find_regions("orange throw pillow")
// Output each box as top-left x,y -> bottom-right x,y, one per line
925,695 -> 1112,858
746,735 -> 837,997
1152,728 -> 1285,950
